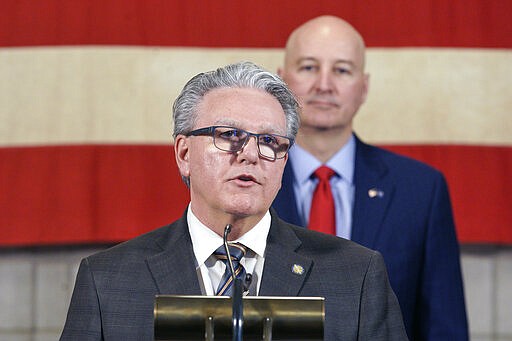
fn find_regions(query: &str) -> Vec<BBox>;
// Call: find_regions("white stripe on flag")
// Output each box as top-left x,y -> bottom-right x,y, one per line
1,47 -> 510,146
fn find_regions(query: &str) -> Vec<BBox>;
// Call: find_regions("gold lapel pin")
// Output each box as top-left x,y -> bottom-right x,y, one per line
368,188 -> 384,198
292,264 -> 305,275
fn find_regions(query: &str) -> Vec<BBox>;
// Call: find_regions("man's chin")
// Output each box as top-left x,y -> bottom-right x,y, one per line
302,120 -> 342,131
224,202 -> 264,219
300,112 -> 348,131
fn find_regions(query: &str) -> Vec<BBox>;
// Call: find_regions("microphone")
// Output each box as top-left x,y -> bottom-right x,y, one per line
223,224 -> 243,341
223,224 -> 237,284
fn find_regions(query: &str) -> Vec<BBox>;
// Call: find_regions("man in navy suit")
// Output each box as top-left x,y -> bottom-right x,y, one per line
273,15 -> 468,340
60,61 -> 407,340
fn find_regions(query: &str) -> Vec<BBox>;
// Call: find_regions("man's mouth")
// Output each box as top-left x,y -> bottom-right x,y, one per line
232,174 -> 259,185
237,174 -> 256,182
308,100 -> 339,108
307,96 -> 340,108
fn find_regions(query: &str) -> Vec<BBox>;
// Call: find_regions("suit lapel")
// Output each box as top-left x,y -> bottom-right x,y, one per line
259,213 -> 312,296
272,162 -> 303,226
144,211 -> 314,297
145,215 -> 202,295
351,137 -> 394,249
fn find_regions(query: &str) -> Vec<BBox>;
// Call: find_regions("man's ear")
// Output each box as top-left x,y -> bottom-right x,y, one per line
361,73 -> 370,104
174,135 -> 190,178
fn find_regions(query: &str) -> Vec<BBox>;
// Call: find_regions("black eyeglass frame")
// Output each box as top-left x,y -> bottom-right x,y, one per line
185,125 -> 294,161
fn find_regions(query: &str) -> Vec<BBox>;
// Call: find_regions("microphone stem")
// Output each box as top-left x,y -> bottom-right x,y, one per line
223,224 -> 243,341
223,224 -> 237,282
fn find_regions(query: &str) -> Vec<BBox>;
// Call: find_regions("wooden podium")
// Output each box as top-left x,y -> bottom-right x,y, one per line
154,295 -> 324,340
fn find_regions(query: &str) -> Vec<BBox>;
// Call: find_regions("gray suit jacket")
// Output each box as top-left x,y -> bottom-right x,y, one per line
60,210 -> 407,340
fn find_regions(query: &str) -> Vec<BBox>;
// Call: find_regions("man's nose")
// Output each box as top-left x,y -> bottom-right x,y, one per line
237,135 -> 259,162
314,69 -> 333,92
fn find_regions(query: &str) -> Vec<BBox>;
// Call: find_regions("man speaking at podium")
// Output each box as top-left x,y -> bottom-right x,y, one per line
60,61 -> 407,340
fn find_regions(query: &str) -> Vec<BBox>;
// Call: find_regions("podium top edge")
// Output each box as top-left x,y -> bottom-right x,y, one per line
155,295 -> 325,301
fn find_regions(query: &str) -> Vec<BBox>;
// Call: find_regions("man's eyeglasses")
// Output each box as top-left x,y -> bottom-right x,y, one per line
185,126 -> 293,161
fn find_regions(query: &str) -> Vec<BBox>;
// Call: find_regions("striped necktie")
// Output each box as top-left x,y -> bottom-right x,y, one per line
213,243 -> 247,296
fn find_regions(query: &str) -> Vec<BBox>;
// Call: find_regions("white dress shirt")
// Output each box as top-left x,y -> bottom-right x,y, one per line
187,205 -> 270,295
288,135 -> 356,239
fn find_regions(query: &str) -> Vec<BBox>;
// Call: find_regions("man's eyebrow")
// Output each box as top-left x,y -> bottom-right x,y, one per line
211,120 -> 285,135
214,119 -> 237,126
334,59 -> 356,67
296,57 -> 356,67
296,57 -> 318,64
259,125 -> 286,135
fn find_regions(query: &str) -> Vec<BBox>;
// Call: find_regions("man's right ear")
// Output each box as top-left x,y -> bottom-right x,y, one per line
174,135 -> 190,178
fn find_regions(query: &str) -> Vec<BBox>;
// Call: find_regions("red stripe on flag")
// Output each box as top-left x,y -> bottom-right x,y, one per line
0,145 -> 189,246
1,0 -> 511,48
0,144 -> 510,246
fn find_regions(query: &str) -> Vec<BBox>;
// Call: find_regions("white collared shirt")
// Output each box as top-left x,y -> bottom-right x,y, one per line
187,205 -> 269,295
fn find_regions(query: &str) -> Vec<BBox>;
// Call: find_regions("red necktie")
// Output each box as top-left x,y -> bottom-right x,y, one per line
308,165 -> 336,235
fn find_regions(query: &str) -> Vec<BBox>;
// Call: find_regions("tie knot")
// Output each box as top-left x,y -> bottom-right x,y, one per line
214,242 -> 247,262
314,165 -> 335,181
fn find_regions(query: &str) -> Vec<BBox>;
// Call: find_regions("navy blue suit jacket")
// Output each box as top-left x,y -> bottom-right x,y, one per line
60,210 -> 407,340
273,135 -> 468,340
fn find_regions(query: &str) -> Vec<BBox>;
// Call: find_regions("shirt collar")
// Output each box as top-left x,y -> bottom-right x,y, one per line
187,204 -> 270,268
289,134 -> 356,184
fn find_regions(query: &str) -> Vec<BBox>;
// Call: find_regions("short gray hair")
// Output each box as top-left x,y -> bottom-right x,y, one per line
172,61 -> 300,140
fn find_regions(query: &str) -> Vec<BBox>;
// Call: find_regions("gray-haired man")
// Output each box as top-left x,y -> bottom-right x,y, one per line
61,61 -> 407,340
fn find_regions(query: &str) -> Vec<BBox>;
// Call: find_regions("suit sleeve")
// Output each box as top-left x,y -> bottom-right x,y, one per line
358,251 -> 409,341
60,258 -> 103,341
419,174 -> 469,340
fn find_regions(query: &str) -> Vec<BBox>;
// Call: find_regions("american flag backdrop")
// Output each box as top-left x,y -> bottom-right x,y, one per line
1,0 -> 511,246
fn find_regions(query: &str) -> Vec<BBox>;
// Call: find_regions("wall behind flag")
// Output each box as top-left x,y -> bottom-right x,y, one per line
1,0 -> 511,245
